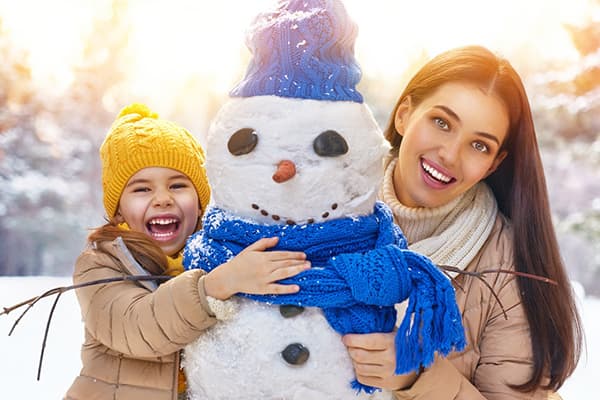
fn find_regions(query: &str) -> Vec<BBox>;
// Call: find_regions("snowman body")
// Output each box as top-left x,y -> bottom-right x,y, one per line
183,95 -> 392,400
185,299 -> 391,400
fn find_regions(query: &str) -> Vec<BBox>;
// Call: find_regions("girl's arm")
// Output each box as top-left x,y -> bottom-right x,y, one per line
74,250 -> 216,359
75,237 -> 308,359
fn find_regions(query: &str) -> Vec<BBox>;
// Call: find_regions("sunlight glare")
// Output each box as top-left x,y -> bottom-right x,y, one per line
0,0 -> 593,102
0,0 -> 106,93
344,0 -> 590,79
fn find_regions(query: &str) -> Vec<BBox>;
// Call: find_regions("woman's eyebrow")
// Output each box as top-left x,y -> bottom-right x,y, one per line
433,105 -> 460,122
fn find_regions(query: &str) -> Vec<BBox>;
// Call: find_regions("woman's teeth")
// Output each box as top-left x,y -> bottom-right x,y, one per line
422,161 -> 451,183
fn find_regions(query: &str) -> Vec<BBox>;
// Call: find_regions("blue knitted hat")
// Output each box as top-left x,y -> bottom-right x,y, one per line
230,0 -> 363,103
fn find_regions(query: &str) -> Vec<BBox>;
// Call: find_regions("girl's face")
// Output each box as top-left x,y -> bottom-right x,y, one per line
117,167 -> 201,256
393,82 -> 509,208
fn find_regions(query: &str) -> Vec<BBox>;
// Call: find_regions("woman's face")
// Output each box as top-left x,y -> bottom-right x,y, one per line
393,82 -> 509,208
117,167 -> 201,256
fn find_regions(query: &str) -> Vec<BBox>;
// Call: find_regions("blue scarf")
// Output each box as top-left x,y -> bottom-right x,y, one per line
184,202 -> 465,392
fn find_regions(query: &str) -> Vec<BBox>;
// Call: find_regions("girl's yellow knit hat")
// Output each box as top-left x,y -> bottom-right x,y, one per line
100,103 -> 210,218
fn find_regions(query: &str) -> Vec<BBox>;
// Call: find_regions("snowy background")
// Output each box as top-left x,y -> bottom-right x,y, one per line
1,0 -> 600,397
0,277 -> 597,399
1,0 -> 599,295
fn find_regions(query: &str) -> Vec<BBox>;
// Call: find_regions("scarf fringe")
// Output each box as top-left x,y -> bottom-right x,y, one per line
393,251 -> 466,374
351,379 -> 380,395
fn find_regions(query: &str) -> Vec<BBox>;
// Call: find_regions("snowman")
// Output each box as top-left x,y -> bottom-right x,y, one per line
182,1 -> 465,399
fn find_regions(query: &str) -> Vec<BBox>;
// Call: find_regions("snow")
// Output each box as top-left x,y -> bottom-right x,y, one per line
0,277 -> 82,397
0,276 -> 597,399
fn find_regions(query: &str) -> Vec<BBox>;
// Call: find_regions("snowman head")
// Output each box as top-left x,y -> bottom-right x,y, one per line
206,0 -> 389,225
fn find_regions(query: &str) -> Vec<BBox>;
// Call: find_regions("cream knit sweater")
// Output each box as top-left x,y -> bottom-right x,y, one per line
380,157 -> 498,275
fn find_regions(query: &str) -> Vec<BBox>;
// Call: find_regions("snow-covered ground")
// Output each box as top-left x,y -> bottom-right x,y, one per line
0,276 -> 597,399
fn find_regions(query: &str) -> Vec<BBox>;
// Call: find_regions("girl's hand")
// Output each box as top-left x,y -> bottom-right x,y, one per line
342,332 -> 418,391
203,237 -> 309,300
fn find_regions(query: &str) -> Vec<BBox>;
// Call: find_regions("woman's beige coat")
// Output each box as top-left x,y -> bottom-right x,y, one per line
393,215 -> 552,400
64,238 -> 216,400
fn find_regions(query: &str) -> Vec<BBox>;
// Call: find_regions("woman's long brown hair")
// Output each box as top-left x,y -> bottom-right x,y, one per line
383,45 -> 583,392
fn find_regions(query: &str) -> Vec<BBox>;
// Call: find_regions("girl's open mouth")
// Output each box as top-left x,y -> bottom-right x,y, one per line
146,217 -> 181,241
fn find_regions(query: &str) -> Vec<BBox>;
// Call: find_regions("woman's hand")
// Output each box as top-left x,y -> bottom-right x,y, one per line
343,332 -> 418,391
203,237 -> 309,300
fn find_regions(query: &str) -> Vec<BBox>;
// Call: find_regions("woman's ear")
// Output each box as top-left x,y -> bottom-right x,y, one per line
394,97 -> 412,137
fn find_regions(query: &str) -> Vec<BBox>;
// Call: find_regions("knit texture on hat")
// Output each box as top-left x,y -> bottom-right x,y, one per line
100,103 -> 210,218
230,0 -> 363,102
184,201 -> 466,393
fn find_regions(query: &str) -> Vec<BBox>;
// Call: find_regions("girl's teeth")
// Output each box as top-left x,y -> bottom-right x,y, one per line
149,218 -> 177,225
152,232 -> 175,239
147,218 -> 179,240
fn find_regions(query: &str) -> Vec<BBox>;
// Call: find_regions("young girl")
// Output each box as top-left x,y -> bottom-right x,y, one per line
64,103 -> 308,400
342,46 -> 583,399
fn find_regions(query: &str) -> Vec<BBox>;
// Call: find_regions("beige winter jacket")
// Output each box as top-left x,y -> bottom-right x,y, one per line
392,214 -> 553,400
64,237 -> 217,400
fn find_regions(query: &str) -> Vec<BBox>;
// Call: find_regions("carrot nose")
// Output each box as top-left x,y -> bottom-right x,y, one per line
272,160 -> 296,183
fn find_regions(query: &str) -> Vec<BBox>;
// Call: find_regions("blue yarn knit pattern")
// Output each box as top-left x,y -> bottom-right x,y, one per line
229,0 -> 363,103
184,202 -> 466,393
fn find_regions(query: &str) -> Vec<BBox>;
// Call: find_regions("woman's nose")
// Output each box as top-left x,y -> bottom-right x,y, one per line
439,139 -> 460,166
272,160 -> 296,183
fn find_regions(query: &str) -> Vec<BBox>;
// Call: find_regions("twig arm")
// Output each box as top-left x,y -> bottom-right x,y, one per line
437,264 -> 557,320
1,275 -> 173,317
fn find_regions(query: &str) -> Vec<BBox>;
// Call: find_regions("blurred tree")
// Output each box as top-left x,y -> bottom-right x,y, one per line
528,0 -> 600,295
532,0 -> 600,142
564,21 -> 600,95
0,0 -> 129,276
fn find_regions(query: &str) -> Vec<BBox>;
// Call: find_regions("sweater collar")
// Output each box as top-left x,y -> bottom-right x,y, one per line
381,156 -> 498,272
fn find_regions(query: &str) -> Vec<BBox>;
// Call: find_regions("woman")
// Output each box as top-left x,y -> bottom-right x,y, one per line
342,45 -> 583,399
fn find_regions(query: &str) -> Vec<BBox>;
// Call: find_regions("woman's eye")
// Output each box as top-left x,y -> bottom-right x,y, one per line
313,130 -> 348,157
228,128 -> 258,156
132,187 -> 150,193
472,142 -> 489,153
433,117 -> 449,130
171,183 -> 188,190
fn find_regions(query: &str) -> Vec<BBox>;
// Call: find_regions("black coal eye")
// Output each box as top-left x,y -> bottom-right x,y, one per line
313,130 -> 348,157
228,128 -> 258,156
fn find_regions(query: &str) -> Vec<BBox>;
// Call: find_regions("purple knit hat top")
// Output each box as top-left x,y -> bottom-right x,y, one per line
230,0 -> 363,103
